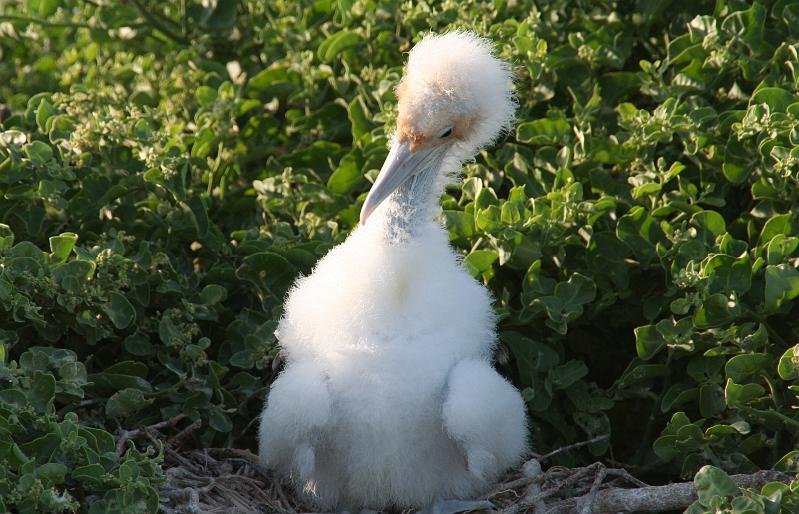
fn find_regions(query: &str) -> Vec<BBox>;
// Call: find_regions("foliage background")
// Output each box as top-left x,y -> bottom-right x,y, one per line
2,0 -> 799,511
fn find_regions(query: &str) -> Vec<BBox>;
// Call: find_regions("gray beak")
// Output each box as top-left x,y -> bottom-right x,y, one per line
359,140 -> 446,225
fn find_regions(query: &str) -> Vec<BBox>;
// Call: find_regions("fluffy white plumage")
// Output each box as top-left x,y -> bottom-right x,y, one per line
259,30 -> 528,512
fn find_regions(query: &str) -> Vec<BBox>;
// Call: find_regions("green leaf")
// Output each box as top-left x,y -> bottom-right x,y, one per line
500,331 -> 559,376
617,207 -> 662,267
124,333 -> 154,357
516,118 -> 571,145
52,260 -> 95,291
694,465 -> 738,507
105,388 -> 152,418
443,210 -> 475,240
725,353 -> 770,382
48,232 -> 77,263
102,292 -> 136,330
764,264 -> 799,311
475,205 -> 501,232
661,384 -> 698,412
759,214 -> 794,246
703,254 -> 751,295
200,0 -> 236,30
208,405 -> 233,432
699,383 -> 725,417
23,140 -> 53,165
158,314 -> 180,346
246,67 -> 298,100
724,378 -> 765,408
653,435 -> 681,461
27,372 -> 56,413
28,0 -> 60,17
185,196 -> 209,239
778,345 -> 799,380
548,360 -> 588,389
236,252 -> 298,299
35,98 -> 55,131
195,86 -> 217,108
463,250 -> 498,277
774,451 -> 799,472
191,127 -> 216,159
766,235 -> 799,265
554,273 -> 596,306
348,96 -> 371,140
37,462 -> 68,483
105,361 -> 148,378
691,210 -> 726,244
693,293 -> 740,328
328,152 -> 364,194
749,87 -> 797,113
199,284 -> 227,305
72,463 -> 106,484
317,30 -> 362,62
635,325 -> 666,360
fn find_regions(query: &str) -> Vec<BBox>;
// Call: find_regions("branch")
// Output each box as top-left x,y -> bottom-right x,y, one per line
127,0 -> 189,45
115,413 -> 186,455
549,470 -> 792,513
535,434 -> 610,462
577,463 -> 607,513
169,418 -> 202,449
0,14 -> 91,29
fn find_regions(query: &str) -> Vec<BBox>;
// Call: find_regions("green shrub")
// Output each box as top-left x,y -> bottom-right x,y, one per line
2,0 -> 799,510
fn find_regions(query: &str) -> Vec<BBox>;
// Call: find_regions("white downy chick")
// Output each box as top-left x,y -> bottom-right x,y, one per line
259,30 -> 528,512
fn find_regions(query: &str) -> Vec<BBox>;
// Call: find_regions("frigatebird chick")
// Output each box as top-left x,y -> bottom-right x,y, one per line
259,30 -> 528,512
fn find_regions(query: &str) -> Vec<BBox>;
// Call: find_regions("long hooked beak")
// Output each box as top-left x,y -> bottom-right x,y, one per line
359,140 -> 446,225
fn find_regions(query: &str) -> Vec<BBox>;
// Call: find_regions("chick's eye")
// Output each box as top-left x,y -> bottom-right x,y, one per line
438,127 -> 453,139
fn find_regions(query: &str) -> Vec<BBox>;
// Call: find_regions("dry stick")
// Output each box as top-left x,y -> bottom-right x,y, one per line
204,448 -> 275,481
550,469 -> 791,513
485,435 -> 609,501
170,418 -> 202,449
578,463 -> 607,514
482,472 -> 546,500
605,467 -> 649,488
274,478 -> 298,514
163,449 -> 295,514
500,463 -> 601,514
520,459 -> 546,514
535,434 -> 610,462
115,413 -> 186,455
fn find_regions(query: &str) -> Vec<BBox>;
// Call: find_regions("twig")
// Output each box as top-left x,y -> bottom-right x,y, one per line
500,463 -> 601,513
204,448 -> 266,470
535,434 -> 610,462
520,459 -> 546,514
484,436 -> 608,502
127,0 -> 189,44
170,418 -> 202,449
550,469 -> 791,513
115,413 -> 186,455
605,467 -> 649,488
578,462 -> 606,514
0,14 -> 92,29
482,461 -> 546,499
274,478 -> 297,514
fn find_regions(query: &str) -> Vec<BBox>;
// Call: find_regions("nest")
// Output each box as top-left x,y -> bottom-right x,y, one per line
158,443 -> 790,514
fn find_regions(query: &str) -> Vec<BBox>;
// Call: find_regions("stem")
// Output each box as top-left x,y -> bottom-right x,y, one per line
127,0 -> 189,45
740,406 -> 799,434
535,434 -> 610,462
0,14 -> 91,29
181,0 -> 188,37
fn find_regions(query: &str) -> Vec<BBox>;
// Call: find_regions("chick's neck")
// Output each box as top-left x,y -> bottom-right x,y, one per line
376,163 -> 443,245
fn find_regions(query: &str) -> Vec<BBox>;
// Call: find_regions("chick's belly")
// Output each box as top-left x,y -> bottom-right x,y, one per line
323,363 -> 460,480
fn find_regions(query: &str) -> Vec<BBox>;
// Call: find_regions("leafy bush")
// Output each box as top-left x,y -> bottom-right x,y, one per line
2,0 -> 799,511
